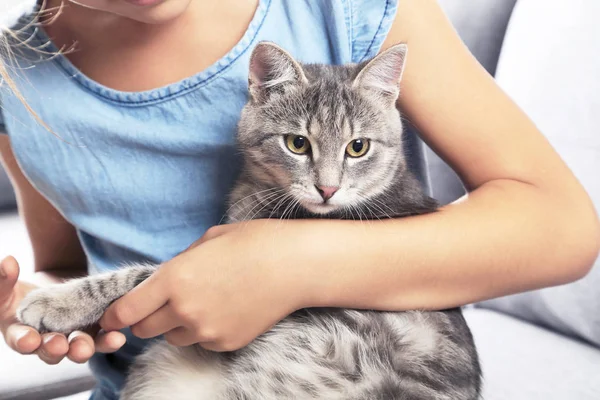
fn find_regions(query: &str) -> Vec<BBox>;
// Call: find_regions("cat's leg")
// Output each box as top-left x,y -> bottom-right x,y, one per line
121,341 -> 227,400
17,264 -> 155,334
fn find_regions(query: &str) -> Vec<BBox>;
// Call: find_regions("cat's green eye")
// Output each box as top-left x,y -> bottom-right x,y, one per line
346,139 -> 370,158
286,135 -> 311,155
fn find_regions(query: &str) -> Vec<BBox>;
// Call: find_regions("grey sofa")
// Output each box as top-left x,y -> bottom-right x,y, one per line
1,0 -> 599,399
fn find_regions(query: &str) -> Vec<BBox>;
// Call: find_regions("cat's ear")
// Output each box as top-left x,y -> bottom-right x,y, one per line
248,42 -> 307,102
353,44 -> 407,101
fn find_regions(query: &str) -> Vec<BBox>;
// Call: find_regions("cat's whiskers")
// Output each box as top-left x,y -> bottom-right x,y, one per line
362,203 -> 382,227
236,191 -> 288,232
239,188 -> 287,223
343,203 -> 358,222
225,187 -> 285,222
278,197 -> 301,228
372,196 -> 398,219
267,192 -> 295,221
236,191 -> 290,233
356,193 -> 394,220
351,201 -> 374,230
341,206 -> 350,221
352,203 -> 364,224
363,200 -> 387,220
248,191 -> 291,223
279,199 -> 294,222
265,193 -> 298,245
225,186 -> 281,213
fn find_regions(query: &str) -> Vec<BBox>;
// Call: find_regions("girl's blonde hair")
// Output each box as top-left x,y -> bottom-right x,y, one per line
0,36 -> 43,128
1,3 -> 70,138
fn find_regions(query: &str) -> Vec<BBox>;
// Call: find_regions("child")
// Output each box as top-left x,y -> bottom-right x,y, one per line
1,1 -> 598,399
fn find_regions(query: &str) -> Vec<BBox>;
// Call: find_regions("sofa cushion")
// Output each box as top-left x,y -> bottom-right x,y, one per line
464,308 -> 600,400
0,125 -> 16,211
478,0 -> 600,348
56,393 -> 92,400
1,119 -> 16,209
439,0 -> 517,76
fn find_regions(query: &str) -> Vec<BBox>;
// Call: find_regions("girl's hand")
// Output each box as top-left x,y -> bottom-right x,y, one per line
0,256 -> 126,364
100,220 -> 306,352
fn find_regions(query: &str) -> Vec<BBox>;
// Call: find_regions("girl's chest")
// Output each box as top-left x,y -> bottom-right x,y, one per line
4,60 -> 249,228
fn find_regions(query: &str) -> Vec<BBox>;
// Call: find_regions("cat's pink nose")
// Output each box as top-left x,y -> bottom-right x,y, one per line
316,186 -> 339,201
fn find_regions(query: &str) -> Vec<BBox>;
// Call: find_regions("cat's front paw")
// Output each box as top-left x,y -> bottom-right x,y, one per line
17,285 -> 98,334
18,288 -> 64,333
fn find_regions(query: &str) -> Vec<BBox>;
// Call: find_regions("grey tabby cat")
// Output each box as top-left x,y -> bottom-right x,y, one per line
18,42 -> 481,400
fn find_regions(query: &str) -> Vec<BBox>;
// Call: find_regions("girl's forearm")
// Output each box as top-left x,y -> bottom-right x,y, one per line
284,179 -> 600,311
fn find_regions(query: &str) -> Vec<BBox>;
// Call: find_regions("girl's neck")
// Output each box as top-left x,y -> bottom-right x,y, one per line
42,0 -> 259,91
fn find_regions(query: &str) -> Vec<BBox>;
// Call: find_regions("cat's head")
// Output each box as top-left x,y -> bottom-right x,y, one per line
238,42 -> 408,216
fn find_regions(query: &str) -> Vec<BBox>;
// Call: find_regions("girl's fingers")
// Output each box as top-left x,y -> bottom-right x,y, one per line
37,350 -> 65,365
163,327 -> 227,351
94,330 -> 126,353
130,305 -> 179,339
0,256 -> 19,305
5,323 -> 41,354
68,329 -> 127,362
67,331 -> 96,363
197,341 -> 229,353
163,326 -> 198,347
37,333 -> 69,365
100,272 -> 167,331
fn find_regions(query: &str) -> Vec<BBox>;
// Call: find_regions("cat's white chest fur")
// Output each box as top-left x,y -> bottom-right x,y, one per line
121,342 -> 227,400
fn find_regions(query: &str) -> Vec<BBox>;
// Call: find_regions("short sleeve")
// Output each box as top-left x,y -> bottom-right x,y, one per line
341,0 -> 399,63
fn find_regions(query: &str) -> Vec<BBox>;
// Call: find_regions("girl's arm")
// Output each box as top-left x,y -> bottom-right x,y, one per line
0,136 -> 87,282
0,135 -> 124,363
100,0 -> 600,352
297,0 -> 600,310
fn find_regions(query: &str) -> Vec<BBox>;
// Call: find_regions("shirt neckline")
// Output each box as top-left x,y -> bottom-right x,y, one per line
33,0 -> 270,107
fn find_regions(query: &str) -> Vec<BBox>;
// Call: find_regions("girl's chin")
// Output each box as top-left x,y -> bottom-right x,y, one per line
69,0 -> 192,24
122,0 -> 165,6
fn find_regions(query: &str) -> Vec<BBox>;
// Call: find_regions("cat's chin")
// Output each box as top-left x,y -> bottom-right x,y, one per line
300,201 -> 340,216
